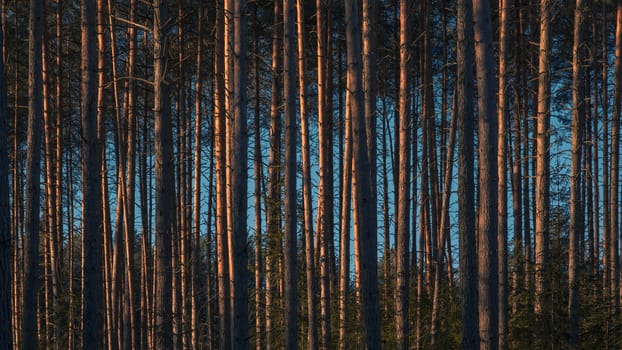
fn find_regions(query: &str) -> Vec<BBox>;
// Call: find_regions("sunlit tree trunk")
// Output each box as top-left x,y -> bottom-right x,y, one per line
395,1 -> 410,348
22,0 -> 43,348
568,0 -> 584,345
534,0 -> 551,317
497,0 -> 510,347
214,0 -> 231,348
472,0 -> 499,348
296,0 -> 318,347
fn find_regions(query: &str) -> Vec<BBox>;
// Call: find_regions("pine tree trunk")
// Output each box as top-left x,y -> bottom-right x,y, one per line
81,0 -> 103,347
297,0 -> 318,347
568,0 -> 584,345
22,0 -> 44,348
345,1 -> 381,348
497,0 -> 510,346
316,1 -> 332,347
395,1 -> 410,348
266,1 -> 282,347
338,105 -> 352,350
230,0 -> 249,347
153,1 -> 174,348
534,0 -> 551,317
0,0 -> 9,345
472,0 -> 499,348
214,0 -> 231,347
611,0 -> 622,309
283,0 -> 297,347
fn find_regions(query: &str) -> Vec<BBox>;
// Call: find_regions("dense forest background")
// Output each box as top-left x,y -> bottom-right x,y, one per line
1,0 -> 621,349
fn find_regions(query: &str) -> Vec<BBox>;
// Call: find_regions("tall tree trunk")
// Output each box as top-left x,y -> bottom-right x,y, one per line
283,0 -> 297,347
266,1 -> 282,347
338,100 -> 352,350
153,1 -> 174,348
611,0 -> 622,310
497,0 -> 510,347
534,0 -> 551,317
345,0 -> 381,348
81,0 -> 103,348
230,0 -> 249,347
316,0 -> 332,348
0,0 -> 9,345
296,0 -> 318,347
252,27 -> 263,350
192,6 -> 203,345
395,1 -> 411,348
214,0 -> 231,347
472,0 -> 499,349
568,0 -> 584,345
23,0 -> 44,348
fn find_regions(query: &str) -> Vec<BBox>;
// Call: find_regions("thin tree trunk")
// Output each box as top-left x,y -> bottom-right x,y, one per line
611,0 -> 622,309
431,93 -> 457,349
395,1 -> 411,348
472,0 -> 499,349
252,27 -> 263,350
266,1 -> 282,347
317,1 -> 332,348
22,0 -> 44,348
338,103 -> 352,350
191,7 -> 203,350
283,0 -> 297,347
568,0 -> 584,345
214,0 -> 231,347
497,0 -> 510,346
0,0 -> 9,345
296,0 -> 318,347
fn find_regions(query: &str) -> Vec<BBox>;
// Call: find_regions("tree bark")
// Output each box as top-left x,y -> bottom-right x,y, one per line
568,0 -> 584,345
283,0 -> 297,347
472,0 -> 499,348
81,0 -> 103,347
230,0 -> 249,347
395,1 -> 411,348
297,0 -> 318,347
534,0 -> 551,317
497,0 -> 510,346
345,1 -> 381,348
214,0 -> 231,348
23,0 -> 44,348
153,1 -> 174,348
316,0 -> 333,348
